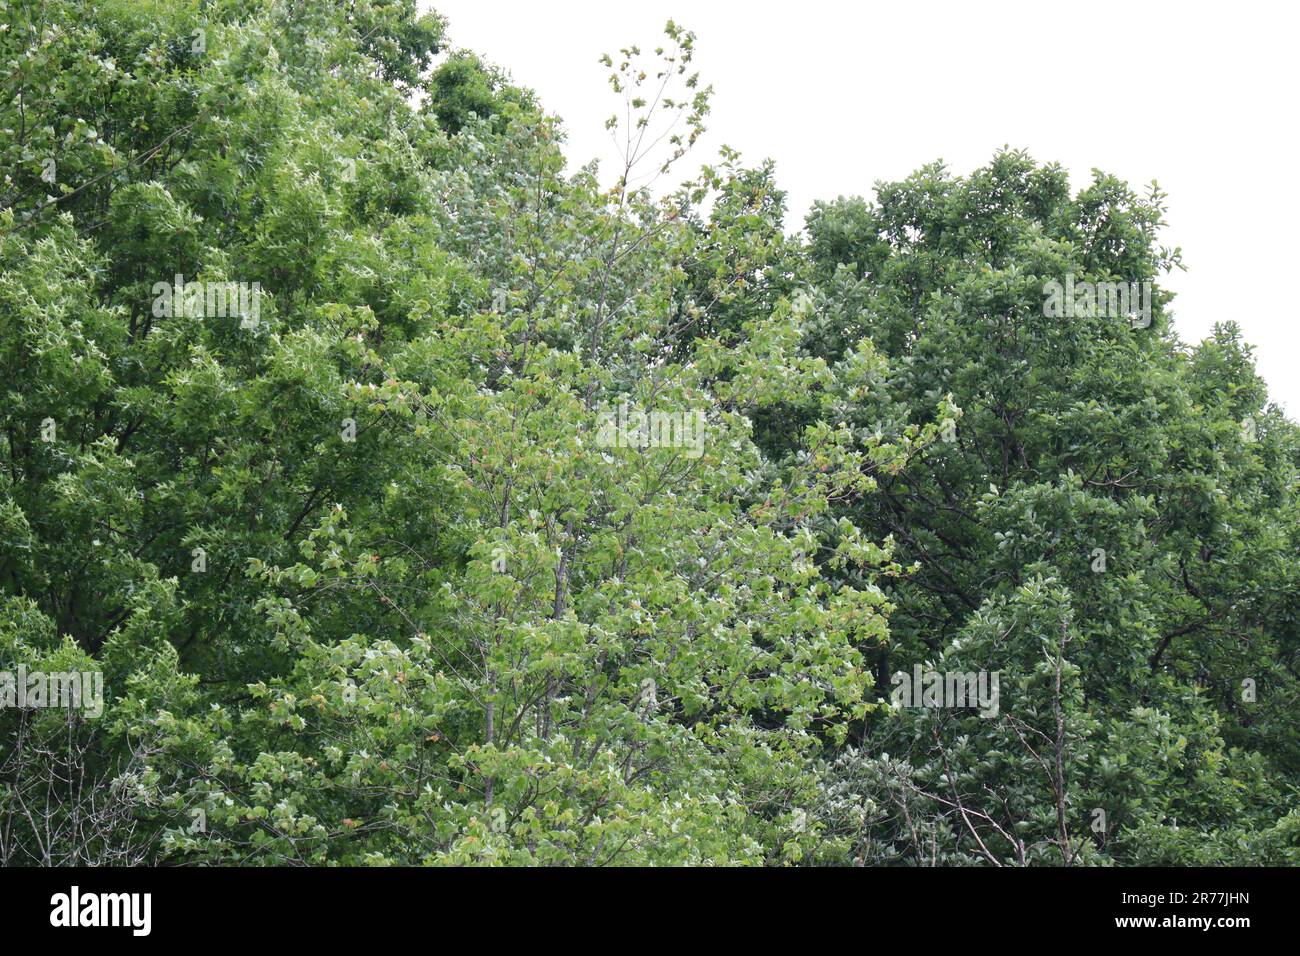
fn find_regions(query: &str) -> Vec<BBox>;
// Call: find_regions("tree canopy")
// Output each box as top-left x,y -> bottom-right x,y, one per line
1,0 -> 1296,866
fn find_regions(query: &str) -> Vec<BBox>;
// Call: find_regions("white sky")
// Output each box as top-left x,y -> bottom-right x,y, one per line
428,0 -> 1298,415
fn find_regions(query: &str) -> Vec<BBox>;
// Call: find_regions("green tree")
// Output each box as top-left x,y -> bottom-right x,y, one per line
804,152 -> 1300,865
0,2 -> 905,865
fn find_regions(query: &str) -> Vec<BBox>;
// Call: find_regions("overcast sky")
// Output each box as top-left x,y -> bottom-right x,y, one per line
428,0 -> 1297,415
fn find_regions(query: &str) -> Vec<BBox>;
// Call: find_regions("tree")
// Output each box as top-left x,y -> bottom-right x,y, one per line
1,2 -> 904,865
804,152 -> 1300,865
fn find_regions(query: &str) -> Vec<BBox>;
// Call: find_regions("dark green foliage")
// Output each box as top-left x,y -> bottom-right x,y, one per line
802,152 -> 1300,865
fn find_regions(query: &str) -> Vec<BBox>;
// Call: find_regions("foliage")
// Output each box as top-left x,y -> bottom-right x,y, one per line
1,0 -> 1295,866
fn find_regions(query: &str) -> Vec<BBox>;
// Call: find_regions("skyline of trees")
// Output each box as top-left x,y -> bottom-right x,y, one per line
1,0 -> 1295,866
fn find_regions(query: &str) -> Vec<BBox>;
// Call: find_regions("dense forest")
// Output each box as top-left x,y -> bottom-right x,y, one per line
2,0 -> 1297,866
